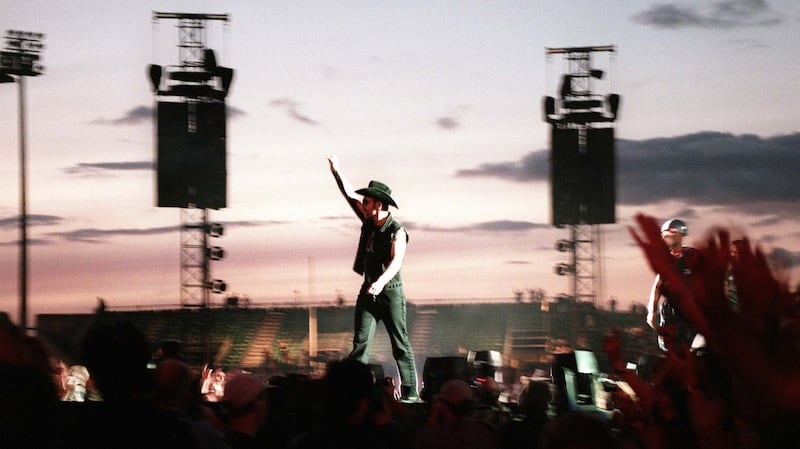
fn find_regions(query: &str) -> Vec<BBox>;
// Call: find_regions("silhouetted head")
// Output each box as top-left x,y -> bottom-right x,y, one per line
80,320 -> 151,402
324,358 -> 374,417
541,411 -> 614,449
152,358 -> 193,410
435,379 -> 474,416
519,380 -> 552,416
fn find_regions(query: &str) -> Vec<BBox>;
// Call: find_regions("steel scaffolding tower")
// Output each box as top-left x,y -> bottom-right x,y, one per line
150,12 -> 231,309
179,209 -> 225,307
544,46 -> 619,337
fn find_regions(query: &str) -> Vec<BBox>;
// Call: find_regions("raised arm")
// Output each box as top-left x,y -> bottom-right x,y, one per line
328,155 -> 365,220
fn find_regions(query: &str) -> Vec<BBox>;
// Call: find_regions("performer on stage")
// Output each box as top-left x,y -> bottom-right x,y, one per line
646,218 -> 705,350
327,155 -> 418,402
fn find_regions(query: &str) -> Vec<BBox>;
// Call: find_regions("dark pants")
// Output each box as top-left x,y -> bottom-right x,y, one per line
658,301 -> 698,351
350,284 -> 418,395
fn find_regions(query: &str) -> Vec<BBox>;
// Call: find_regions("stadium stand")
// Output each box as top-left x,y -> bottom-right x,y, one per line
36,301 -> 657,379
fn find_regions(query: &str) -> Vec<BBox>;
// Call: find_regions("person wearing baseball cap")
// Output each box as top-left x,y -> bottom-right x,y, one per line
222,373 -> 272,448
646,218 -> 705,351
415,379 -> 497,449
327,155 -> 419,403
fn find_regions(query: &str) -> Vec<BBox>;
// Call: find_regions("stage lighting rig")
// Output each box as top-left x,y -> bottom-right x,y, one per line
206,222 -> 224,237
556,239 -> 574,252
554,263 -> 576,276
148,48 -> 234,101
542,46 -> 620,126
205,279 -> 227,293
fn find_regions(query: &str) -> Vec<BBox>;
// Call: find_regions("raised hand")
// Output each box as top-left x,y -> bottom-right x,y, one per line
731,238 -> 789,335
630,212 -> 800,425
327,154 -> 340,173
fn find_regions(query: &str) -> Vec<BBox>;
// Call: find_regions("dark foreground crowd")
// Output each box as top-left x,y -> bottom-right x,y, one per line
2,214 -> 800,449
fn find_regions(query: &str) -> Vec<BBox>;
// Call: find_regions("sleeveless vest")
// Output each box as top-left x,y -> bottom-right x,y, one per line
353,215 -> 407,288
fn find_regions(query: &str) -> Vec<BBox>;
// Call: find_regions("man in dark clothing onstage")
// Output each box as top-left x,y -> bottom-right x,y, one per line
646,218 -> 705,351
327,155 -> 419,402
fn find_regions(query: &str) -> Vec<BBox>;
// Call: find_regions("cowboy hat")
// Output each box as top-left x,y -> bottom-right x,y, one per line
355,180 -> 398,208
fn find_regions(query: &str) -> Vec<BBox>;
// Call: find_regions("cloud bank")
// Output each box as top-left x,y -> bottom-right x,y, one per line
90,104 -> 246,126
405,220 -> 551,233
632,0 -> 782,29
456,131 -> 800,215
63,161 -> 155,175
269,97 -> 319,126
0,214 -> 62,230
43,220 -> 281,243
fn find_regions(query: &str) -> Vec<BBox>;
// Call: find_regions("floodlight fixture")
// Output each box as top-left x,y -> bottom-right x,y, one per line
590,69 -> 604,79
206,279 -> 227,293
207,222 -> 224,237
556,239 -> 574,252
207,246 -> 224,260
554,263 -> 575,276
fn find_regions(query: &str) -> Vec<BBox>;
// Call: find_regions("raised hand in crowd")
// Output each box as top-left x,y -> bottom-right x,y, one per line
629,213 -> 800,427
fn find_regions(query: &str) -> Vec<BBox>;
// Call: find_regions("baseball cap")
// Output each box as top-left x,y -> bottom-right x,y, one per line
222,373 -> 270,410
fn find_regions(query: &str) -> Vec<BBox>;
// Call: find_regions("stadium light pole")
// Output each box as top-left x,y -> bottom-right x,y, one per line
1,30 -> 45,331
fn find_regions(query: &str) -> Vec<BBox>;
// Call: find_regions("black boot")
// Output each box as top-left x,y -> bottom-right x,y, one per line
400,385 -> 420,403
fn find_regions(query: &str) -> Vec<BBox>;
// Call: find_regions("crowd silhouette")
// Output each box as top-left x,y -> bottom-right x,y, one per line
1,213 -> 799,448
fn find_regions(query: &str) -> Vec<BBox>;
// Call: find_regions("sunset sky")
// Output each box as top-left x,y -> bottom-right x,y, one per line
1,0 -> 798,326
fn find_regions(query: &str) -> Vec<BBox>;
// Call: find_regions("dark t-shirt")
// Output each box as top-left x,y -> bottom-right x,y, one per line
657,246 -> 704,345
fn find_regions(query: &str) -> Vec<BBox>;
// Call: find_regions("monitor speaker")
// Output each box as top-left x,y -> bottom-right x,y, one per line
551,350 -> 598,414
